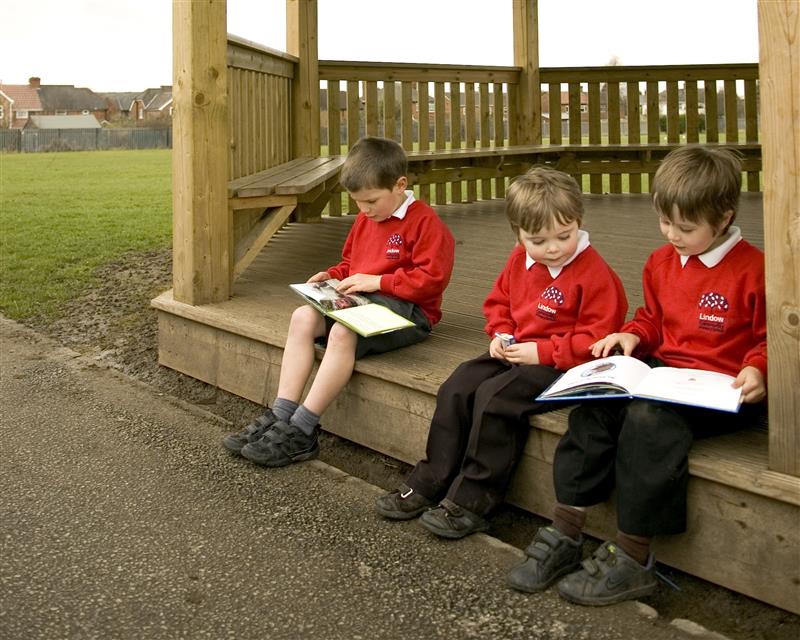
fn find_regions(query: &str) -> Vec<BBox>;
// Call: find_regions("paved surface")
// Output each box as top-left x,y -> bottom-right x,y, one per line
0,317 -> 708,640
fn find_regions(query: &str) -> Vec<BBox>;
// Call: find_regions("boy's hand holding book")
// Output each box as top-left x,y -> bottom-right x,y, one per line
307,271 -> 332,283
733,365 -> 766,403
337,273 -> 381,294
590,332 -> 641,358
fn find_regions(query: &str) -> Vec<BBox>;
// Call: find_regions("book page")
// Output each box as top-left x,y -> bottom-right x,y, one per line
328,304 -> 414,337
290,280 -> 370,310
633,367 -> 742,413
540,355 -> 652,398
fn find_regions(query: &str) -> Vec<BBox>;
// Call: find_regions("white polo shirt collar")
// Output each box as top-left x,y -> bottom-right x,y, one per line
679,225 -> 742,268
391,190 -> 416,220
525,229 -> 591,278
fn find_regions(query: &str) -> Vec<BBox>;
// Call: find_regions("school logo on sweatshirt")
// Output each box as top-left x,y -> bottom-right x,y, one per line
536,286 -> 565,321
386,233 -> 403,260
698,291 -> 729,332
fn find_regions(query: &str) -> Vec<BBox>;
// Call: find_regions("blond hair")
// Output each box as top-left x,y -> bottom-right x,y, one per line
505,166 -> 584,234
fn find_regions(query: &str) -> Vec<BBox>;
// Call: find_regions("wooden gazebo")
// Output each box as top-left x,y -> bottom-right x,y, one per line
153,0 -> 799,613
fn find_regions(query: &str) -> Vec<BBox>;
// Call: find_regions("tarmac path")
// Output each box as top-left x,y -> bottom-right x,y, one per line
0,317 -> 711,640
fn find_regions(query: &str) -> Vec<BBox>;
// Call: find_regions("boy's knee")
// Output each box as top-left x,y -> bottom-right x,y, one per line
326,323 -> 357,351
289,305 -> 323,333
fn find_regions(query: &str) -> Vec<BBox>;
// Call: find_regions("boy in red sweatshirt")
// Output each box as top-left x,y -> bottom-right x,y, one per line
222,137 -> 455,466
375,167 -> 628,538
507,145 -> 767,606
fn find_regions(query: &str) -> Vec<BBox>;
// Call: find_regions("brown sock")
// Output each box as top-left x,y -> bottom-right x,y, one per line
552,504 -> 587,541
616,531 -> 652,565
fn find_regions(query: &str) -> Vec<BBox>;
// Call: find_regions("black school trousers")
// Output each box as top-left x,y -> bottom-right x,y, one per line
406,352 -> 561,516
553,398 -> 763,537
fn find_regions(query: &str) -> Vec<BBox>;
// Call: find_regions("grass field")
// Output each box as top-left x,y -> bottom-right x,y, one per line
0,149 -> 172,320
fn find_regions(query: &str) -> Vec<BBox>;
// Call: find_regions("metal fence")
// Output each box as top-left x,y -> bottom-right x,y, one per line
0,128 -> 172,152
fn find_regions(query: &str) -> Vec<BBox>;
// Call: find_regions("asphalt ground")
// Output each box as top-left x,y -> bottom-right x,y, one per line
0,317 -> 725,640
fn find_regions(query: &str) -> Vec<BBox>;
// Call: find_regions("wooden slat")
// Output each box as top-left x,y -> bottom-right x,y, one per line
626,81 -> 642,193
365,80 -> 379,137
724,78 -> 739,142
286,0 -> 319,157
607,81 -> 621,193
666,80 -> 680,144
548,82 -> 561,144
743,78 -> 759,192
479,83 -> 491,200
449,83 -> 462,203
346,80 -> 360,213
417,81 -> 430,204
233,158 -> 324,198
233,204 -> 297,278
507,82 -> 519,147
493,83 -> 506,198
275,157 -> 347,195
401,82 -> 414,151
588,82 -> 602,194
433,81 -> 447,205
685,80 -> 700,143
383,80 -> 396,141
319,60 -> 520,84
568,82 -> 582,188
705,79 -> 719,142
327,80 -> 342,216
464,83 -> 478,201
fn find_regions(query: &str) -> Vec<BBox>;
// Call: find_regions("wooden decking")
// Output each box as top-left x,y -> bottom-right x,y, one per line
152,193 -> 799,613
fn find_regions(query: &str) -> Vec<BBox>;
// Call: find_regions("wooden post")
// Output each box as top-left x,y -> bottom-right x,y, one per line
512,0 -> 541,144
286,0 -> 320,157
171,0 -> 230,305
758,0 -> 800,476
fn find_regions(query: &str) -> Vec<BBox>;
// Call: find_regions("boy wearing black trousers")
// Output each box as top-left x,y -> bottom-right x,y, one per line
507,146 -> 767,606
375,166 -> 628,538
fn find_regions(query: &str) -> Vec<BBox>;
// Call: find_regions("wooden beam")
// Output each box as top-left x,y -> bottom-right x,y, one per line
286,0 -> 320,157
758,0 -> 800,476
172,0 -> 230,305
234,204 -> 297,279
512,0 -> 541,144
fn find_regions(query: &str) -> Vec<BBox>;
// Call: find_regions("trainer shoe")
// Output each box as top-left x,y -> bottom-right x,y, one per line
222,408 -> 278,454
240,420 -> 319,467
506,526 -> 583,593
375,484 -> 435,520
557,540 -> 657,606
419,498 -> 489,539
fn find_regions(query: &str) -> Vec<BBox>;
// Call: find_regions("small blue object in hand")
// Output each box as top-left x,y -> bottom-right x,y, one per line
495,332 -> 516,348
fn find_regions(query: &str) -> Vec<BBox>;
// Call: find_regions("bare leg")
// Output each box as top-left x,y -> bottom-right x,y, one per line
301,322 -> 357,415
276,305 -> 326,403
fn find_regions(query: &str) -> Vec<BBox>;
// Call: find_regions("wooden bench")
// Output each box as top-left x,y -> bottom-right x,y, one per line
228,142 -> 761,280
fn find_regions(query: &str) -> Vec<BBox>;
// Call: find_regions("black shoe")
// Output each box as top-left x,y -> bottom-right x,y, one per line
506,526 -> 583,593
375,484 -> 435,520
240,420 -> 319,467
419,498 -> 489,539
557,541 -> 657,606
222,408 -> 278,454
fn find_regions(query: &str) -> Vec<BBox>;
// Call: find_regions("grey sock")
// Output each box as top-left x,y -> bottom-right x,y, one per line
290,404 -> 320,436
272,397 -> 298,423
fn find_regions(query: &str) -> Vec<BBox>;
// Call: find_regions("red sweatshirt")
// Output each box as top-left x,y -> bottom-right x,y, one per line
483,244 -> 628,370
327,200 -> 455,326
623,239 -> 767,379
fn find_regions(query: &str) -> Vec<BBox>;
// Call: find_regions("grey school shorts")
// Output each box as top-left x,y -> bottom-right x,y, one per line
316,292 -> 432,359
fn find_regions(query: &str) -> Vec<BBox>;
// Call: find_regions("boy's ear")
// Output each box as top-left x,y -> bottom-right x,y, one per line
394,176 -> 408,191
720,209 -> 735,232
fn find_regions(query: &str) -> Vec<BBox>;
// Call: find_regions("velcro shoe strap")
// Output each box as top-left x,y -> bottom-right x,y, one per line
438,498 -> 465,518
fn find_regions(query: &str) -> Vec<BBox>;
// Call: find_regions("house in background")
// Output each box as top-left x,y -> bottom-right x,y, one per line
0,79 -> 44,128
36,79 -> 109,123
130,86 -> 173,124
103,92 -> 140,120
24,114 -> 101,129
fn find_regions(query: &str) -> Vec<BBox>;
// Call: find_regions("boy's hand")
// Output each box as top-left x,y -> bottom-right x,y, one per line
336,273 -> 381,294
504,341 -> 539,365
307,271 -> 331,283
733,366 -> 766,403
489,336 -> 508,361
590,332 -> 640,358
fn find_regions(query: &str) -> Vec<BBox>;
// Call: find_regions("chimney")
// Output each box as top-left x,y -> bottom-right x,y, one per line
29,77 -> 41,88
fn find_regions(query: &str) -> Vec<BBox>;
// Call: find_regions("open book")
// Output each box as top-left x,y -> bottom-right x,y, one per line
536,355 -> 743,413
290,279 -> 415,338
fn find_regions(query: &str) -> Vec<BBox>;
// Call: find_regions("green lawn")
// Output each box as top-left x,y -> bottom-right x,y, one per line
0,149 -> 172,320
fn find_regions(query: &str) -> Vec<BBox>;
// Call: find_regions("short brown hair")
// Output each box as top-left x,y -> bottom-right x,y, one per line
340,136 -> 408,192
651,145 -> 741,230
505,166 -> 584,235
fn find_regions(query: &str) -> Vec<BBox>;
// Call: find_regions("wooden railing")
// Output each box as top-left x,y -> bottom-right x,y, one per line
227,35 -> 295,181
318,61 -> 760,204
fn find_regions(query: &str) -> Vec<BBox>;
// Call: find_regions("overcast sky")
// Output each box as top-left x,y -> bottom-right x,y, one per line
1,0 -> 759,92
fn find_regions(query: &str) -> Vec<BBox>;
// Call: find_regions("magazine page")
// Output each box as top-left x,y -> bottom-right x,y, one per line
328,304 -> 414,337
539,355 -> 652,399
633,367 -> 742,413
290,279 -> 371,311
